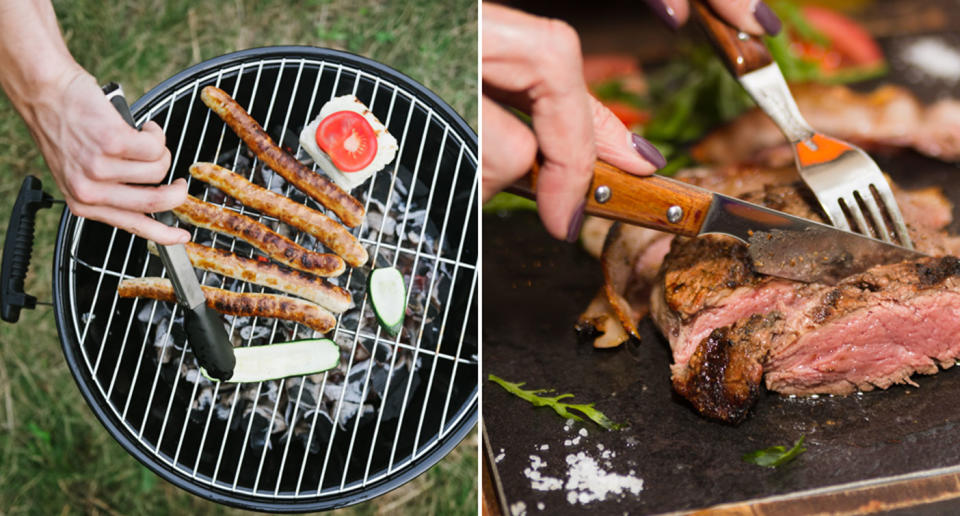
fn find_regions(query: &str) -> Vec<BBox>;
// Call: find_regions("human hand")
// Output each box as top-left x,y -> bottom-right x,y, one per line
482,4 -> 667,241
481,2 -> 782,242
18,66 -> 189,245
643,0 -> 782,35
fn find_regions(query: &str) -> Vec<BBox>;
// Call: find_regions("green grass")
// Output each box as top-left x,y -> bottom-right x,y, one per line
0,1 -> 477,514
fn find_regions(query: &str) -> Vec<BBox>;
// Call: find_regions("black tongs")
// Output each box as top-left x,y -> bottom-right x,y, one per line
102,82 -> 235,380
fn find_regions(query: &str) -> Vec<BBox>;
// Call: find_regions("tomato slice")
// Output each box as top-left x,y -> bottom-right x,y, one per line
315,111 -> 377,172
604,101 -> 650,129
799,6 -> 884,69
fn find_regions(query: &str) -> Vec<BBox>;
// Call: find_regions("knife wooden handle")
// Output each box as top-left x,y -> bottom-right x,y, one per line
692,1 -> 772,77
508,160 -> 713,237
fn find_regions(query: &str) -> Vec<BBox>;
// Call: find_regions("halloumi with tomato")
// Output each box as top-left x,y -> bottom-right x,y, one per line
299,95 -> 398,191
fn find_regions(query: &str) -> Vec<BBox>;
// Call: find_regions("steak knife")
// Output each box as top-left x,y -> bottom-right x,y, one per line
510,161 -> 926,285
103,83 -> 235,381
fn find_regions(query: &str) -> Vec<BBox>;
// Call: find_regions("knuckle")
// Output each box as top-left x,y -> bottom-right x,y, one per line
68,201 -> 91,219
71,180 -> 98,205
84,153 -> 109,181
97,132 -> 124,155
542,18 -> 581,59
591,100 -> 620,133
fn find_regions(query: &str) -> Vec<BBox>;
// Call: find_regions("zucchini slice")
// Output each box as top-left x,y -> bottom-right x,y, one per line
202,338 -> 340,383
368,266 -> 406,336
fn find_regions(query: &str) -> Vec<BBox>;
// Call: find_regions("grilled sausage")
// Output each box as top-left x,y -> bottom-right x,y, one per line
146,241 -> 352,313
117,277 -> 336,334
189,162 -> 368,267
200,85 -> 365,227
173,195 -> 345,277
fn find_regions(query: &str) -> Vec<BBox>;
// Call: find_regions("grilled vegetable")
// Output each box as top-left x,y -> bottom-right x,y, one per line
201,338 -> 340,383
368,266 -> 406,336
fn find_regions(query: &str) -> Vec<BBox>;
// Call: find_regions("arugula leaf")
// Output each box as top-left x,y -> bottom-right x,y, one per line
488,374 -> 623,430
482,192 -> 537,213
742,435 -> 807,467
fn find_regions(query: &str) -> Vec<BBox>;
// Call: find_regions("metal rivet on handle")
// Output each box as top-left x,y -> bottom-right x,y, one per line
667,205 -> 683,223
737,31 -> 750,41
594,185 -> 611,204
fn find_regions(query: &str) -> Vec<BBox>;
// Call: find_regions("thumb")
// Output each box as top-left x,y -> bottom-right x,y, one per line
590,95 -> 665,176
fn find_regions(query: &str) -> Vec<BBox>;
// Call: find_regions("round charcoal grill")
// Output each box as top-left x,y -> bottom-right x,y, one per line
36,47 -> 476,511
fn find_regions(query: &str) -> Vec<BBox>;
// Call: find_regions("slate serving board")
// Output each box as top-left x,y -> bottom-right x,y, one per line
482,152 -> 960,514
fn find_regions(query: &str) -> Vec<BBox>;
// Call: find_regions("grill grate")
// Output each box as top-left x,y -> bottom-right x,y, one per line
54,50 -> 477,510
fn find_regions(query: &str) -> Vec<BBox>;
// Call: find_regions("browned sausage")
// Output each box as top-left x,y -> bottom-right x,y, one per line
118,277 -> 336,334
200,85 -> 365,227
146,241 -> 352,313
189,162 -> 368,267
173,195 -> 345,277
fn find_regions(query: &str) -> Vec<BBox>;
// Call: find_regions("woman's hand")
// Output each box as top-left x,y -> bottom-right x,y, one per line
482,4 -> 666,241
643,0 -> 782,35
18,66 -> 190,245
481,1 -> 780,241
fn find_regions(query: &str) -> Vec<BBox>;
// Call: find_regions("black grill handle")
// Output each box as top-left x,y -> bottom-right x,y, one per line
1,176 -> 53,322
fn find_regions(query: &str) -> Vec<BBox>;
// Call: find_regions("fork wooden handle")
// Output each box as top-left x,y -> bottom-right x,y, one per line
508,160 -> 713,238
692,1 -> 773,77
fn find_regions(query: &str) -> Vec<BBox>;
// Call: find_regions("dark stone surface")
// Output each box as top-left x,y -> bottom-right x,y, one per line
483,154 -> 960,514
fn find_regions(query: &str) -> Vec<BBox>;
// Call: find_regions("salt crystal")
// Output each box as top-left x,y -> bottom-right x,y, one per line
523,455 -> 562,491
509,501 -> 527,516
578,428 -> 588,437
537,502 -> 545,511
539,444 -> 549,451
495,448 -> 505,463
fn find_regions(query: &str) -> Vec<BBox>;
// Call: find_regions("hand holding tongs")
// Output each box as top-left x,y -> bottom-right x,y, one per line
102,83 -> 236,380
691,1 -> 914,249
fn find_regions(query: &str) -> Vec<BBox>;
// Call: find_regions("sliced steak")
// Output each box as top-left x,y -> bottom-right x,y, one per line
648,176 -> 960,423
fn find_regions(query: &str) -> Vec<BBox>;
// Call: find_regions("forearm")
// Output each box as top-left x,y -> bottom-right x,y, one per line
0,0 -> 79,113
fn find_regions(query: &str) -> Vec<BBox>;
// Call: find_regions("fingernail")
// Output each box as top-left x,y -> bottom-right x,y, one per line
566,200 -> 586,243
631,133 -> 667,169
753,1 -> 782,36
642,0 -> 680,30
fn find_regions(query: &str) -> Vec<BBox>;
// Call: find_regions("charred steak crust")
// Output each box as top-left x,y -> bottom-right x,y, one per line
661,236 -> 759,318
673,313 -> 778,423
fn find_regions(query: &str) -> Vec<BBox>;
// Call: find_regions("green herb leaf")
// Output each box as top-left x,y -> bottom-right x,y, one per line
482,192 -> 537,213
488,374 -> 623,430
742,435 -> 807,467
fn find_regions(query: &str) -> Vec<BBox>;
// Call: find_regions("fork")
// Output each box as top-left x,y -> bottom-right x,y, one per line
693,2 -> 914,249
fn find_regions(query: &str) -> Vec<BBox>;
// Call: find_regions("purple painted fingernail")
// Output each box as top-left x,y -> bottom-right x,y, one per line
566,200 -> 586,243
632,133 -> 667,169
754,1 -> 782,36
642,0 -> 680,30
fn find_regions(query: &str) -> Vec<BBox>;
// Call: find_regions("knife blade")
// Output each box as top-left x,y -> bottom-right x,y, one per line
509,160 -> 926,285
103,83 -> 236,381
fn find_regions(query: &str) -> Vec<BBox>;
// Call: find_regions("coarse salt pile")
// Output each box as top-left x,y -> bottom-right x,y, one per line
520,427 -> 644,506
900,37 -> 960,84
523,455 -> 563,491
564,451 -> 645,505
